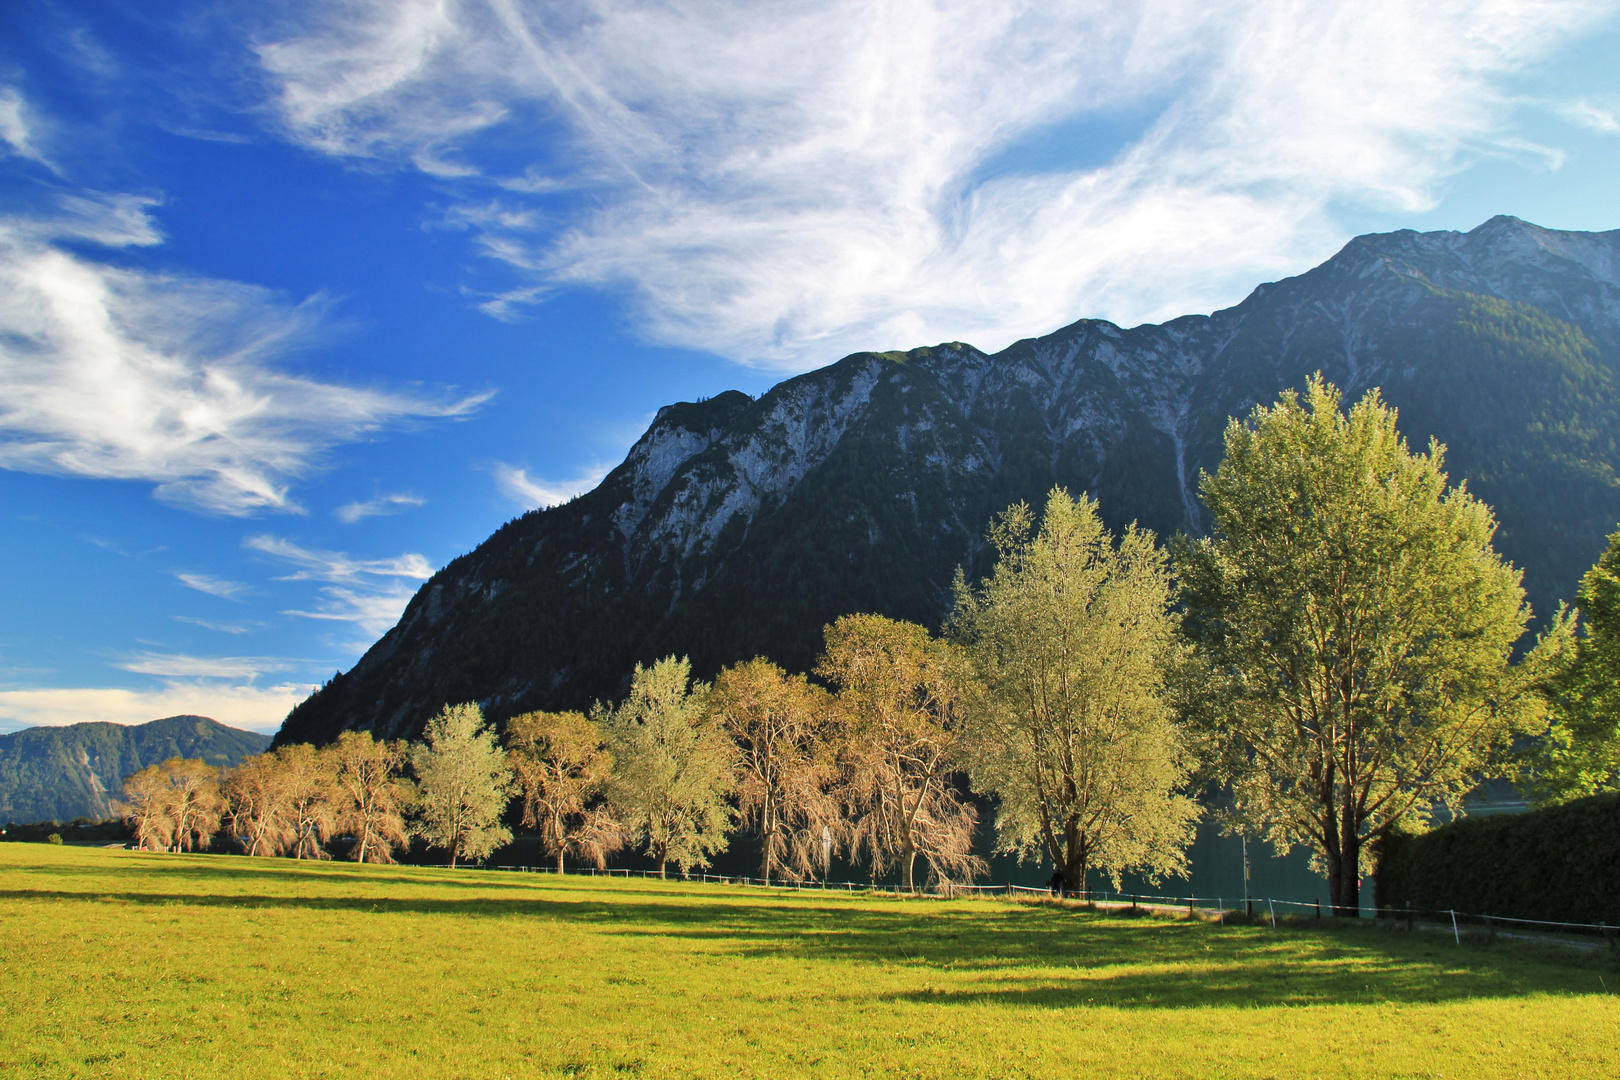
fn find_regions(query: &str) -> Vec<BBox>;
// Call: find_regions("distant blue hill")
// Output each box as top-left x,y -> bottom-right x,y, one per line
0,715 -> 269,824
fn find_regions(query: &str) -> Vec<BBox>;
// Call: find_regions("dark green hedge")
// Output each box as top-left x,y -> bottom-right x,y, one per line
1374,793 -> 1620,925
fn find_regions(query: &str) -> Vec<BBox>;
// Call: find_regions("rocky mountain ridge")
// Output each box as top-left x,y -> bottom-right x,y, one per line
277,215 -> 1620,746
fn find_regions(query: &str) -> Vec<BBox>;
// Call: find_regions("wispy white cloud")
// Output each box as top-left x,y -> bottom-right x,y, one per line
173,615 -> 254,635
0,94 -> 492,515
335,491 -> 425,523
0,85 -> 57,171
0,683 -> 312,733
176,572 -> 249,600
254,0 -> 1617,367
1557,97 -> 1620,133
116,652 -> 293,680
493,461 -> 607,510
245,534 -> 433,636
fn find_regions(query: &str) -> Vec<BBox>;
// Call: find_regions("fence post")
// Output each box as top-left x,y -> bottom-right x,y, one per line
1315,898 -> 1321,921
1268,898 -> 1276,929
1450,909 -> 1460,945
1485,913 -> 1495,942
1601,922 -> 1615,953
1406,899 -> 1413,933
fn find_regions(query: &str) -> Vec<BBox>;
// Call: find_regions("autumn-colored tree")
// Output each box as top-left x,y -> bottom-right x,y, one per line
710,658 -> 841,883
951,489 -> 1200,897
411,702 -> 514,868
817,615 -> 986,891
329,730 -> 415,864
273,742 -> 337,860
223,752 -> 295,856
118,758 -> 224,852
599,657 -> 735,878
119,764 -> 176,852
506,710 -> 624,873
164,757 -> 225,852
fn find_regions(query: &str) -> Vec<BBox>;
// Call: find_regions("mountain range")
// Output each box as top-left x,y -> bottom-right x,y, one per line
0,716 -> 269,824
277,215 -> 1620,747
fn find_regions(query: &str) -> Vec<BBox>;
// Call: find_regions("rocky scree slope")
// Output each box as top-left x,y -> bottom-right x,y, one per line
277,215 -> 1620,746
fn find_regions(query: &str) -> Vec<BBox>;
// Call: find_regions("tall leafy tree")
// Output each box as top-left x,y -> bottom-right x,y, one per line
411,703 -> 514,868
710,658 -> 841,883
1178,376 -> 1555,914
598,657 -> 734,878
1529,526 -> 1620,802
817,615 -> 986,891
950,489 -> 1199,896
329,731 -> 415,864
506,710 -> 625,873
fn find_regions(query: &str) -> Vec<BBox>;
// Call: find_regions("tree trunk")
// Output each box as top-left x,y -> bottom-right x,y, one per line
1332,829 -> 1361,916
901,847 -> 916,892
658,856 -> 667,880
557,848 -> 565,875
356,824 -> 369,866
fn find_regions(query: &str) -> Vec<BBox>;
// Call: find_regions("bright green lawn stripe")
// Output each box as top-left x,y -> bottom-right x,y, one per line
1,845 -> 1616,1079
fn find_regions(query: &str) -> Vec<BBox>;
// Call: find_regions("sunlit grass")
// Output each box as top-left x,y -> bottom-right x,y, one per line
1,844 -> 1616,1078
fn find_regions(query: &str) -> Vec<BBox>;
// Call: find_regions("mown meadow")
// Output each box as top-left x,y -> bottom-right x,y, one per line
2,845 -> 1616,1079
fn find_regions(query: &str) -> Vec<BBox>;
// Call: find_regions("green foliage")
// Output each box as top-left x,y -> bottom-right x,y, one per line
1179,377 -> 1549,913
950,488 -> 1199,893
1375,794 -> 1620,925
597,657 -> 735,876
6,844 -> 1619,1079
1532,525 -> 1620,802
410,703 -> 513,867
44,832 -> 61,845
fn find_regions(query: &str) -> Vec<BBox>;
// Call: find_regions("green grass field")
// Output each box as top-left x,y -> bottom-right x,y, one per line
1,845 -> 1616,1079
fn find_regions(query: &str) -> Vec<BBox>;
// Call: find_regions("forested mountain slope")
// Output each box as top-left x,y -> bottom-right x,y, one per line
0,716 -> 269,824
277,215 -> 1620,746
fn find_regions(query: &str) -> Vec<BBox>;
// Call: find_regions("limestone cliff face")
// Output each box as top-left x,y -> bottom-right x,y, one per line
276,216 -> 1620,746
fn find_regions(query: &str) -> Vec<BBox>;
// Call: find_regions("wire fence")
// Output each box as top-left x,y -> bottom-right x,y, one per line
450,862 -> 1618,952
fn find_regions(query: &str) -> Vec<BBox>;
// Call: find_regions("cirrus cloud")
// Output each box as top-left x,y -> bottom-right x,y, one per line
255,0 -> 1618,367
0,169 -> 492,515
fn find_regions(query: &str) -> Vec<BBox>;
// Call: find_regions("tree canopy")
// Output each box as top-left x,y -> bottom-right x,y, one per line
1178,376 -> 1553,913
951,488 -> 1198,896
411,703 -> 514,868
598,657 -> 735,877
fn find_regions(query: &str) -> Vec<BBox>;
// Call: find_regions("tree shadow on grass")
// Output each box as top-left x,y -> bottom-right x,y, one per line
6,874 -> 1607,1009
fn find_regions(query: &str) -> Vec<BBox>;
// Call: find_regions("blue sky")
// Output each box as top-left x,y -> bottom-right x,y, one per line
1,0 -> 1618,734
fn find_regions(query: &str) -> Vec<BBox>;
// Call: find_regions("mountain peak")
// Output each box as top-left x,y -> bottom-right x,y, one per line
276,218 -> 1620,746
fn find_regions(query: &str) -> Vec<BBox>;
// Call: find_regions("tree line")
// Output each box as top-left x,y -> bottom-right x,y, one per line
120,377 -> 1620,915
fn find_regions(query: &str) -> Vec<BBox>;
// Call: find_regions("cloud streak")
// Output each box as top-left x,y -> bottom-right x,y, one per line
246,534 -> 434,636
493,461 -> 608,510
255,0 -> 1617,367
0,161 -> 491,514
335,492 -> 426,523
